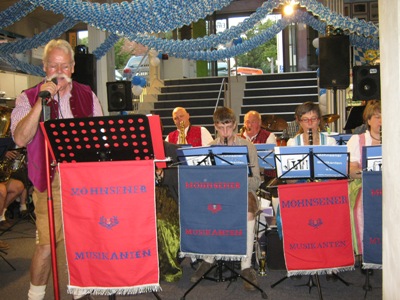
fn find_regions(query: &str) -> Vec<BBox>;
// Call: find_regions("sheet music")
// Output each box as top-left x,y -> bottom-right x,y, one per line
275,145 -> 348,179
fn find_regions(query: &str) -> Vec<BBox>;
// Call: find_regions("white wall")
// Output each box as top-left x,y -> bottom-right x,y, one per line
0,71 -> 42,103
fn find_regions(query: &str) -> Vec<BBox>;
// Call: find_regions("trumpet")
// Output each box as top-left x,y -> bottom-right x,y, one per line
178,121 -> 186,144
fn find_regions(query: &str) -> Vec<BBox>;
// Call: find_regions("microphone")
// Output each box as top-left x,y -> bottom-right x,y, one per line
39,77 -> 58,99
41,78 -> 58,122
224,138 -> 228,145
308,129 -> 313,145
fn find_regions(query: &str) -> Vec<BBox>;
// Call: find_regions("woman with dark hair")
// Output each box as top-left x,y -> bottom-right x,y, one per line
347,100 -> 381,256
287,101 -> 336,146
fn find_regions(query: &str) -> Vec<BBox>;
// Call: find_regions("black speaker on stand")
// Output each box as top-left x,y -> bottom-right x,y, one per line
319,35 -> 350,89
106,81 -> 133,112
353,65 -> 380,100
72,53 -> 97,94
319,35 -> 350,118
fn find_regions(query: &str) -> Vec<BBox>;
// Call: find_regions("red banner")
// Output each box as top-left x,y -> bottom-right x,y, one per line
278,180 -> 354,275
59,160 -> 159,295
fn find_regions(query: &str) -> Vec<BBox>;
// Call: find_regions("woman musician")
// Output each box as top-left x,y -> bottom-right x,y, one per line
287,101 -> 337,146
347,100 -> 381,256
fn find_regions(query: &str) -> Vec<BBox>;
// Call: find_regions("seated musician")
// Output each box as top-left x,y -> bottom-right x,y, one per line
287,101 -> 337,146
347,100 -> 381,256
240,110 -> 276,144
3,150 -> 30,215
0,174 -> 25,231
276,102 -> 346,280
271,102 -> 337,217
190,107 -> 262,292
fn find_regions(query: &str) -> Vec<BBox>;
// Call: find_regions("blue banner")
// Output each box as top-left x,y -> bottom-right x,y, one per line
178,165 -> 248,259
362,171 -> 382,268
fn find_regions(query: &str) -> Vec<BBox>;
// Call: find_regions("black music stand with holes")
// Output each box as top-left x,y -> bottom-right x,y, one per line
42,115 -> 161,300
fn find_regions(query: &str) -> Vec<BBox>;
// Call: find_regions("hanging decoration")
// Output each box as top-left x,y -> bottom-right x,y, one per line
0,0 -> 37,29
0,0 -> 380,75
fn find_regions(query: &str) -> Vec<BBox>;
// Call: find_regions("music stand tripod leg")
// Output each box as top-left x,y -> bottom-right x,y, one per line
0,249 -> 16,270
363,269 -> 372,299
332,273 -> 351,286
296,274 -> 323,299
270,275 -> 289,288
181,263 -> 218,300
222,262 -> 268,299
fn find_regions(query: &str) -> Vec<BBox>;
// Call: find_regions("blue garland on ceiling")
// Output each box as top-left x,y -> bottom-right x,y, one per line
0,0 -> 379,75
92,33 -> 120,59
0,54 -> 45,76
0,0 -> 38,29
0,18 -> 78,54
30,0 -> 236,34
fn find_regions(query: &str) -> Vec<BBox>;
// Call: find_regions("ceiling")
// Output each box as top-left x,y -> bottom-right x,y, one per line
0,0 -> 262,34
0,1 -> 125,32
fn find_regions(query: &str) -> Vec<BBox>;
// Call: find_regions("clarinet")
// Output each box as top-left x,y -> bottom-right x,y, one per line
308,128 -> 313,145
380,126 -> 382,144
224,137 -> 228,145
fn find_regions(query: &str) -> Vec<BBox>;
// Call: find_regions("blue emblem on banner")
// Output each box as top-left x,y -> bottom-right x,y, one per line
308,218 -> 323,229
99,216 -> 119,229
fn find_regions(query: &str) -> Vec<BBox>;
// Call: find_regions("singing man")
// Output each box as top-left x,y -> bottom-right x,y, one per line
11,39 -> 103,300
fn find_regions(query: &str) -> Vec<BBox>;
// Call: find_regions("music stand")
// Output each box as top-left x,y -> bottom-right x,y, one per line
177,145 -> 253,176
255,143 -> 276,170
177,158 -> 267,299
362,145 -> 382,172
271,146 -> 351,297
331,134 -> 353,145
344,106 -> 364,132
274,146 -> 349,181
42,115 -> 162,300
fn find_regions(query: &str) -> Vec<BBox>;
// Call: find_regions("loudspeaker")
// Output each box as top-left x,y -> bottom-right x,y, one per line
106,81 -> 133,112
353,65 -> 380,100
319,36 -> 350,89
72,54 -> 97,94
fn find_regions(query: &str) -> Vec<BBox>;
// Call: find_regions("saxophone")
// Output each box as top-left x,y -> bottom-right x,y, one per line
178,121 -> 186,144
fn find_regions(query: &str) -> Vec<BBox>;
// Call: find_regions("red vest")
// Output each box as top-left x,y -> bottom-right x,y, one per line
168,126 -> 202,146
24,81 -> 94,192
240,128 -> 271,144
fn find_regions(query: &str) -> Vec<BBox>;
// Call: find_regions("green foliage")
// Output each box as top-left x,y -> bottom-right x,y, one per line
114,38 -> 131,69
236,18 -> 278,73
77,36 -> 88,46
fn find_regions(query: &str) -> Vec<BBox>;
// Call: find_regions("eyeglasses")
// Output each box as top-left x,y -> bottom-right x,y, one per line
300,117 -> 319,123
46,62 -> 73,72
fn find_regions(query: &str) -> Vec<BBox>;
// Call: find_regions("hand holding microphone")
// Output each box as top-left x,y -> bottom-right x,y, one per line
41,78 -> 58,122
39,77 -> 58,102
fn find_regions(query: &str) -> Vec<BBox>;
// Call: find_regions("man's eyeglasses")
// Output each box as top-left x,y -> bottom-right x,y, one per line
46,62 -> 73,72
300,117 -> 319,123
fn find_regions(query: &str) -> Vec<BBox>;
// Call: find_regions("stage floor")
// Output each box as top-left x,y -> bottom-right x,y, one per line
0,216 -> 382,300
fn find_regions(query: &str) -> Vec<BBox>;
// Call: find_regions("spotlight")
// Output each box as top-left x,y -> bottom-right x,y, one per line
283,4 -> 295,15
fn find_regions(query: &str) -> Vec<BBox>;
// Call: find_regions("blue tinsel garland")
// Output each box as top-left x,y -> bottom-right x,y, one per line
0,0 -> 380,75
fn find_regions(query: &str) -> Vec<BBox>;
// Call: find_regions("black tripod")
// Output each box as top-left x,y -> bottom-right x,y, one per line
181,260 -> 268,300
0,249 -> 16,270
